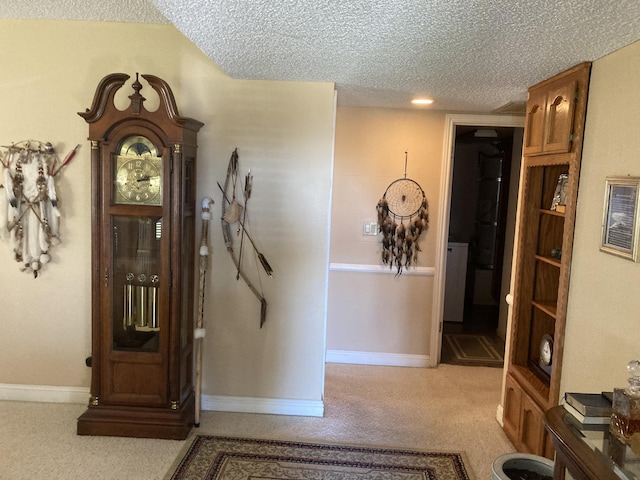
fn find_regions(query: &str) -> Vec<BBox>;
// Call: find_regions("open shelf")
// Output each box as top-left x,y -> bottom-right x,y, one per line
532,300 -> 557,318
540,208 -> 565,218
535,255 -> 561,268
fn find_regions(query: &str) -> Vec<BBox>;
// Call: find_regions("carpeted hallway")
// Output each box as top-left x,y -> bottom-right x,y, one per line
0,363 -> 514,479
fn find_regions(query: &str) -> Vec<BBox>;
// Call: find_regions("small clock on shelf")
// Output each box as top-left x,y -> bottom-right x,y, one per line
539,333 -> 554,375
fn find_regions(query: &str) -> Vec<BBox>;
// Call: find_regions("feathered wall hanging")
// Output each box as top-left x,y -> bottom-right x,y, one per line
0,140 -> 78,277
376,152 -> 429,275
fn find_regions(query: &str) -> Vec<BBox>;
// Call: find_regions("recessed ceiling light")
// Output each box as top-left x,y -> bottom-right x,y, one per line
411,98 -> 434,105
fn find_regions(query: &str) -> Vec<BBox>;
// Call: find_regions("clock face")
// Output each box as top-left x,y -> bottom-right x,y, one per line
540,334 -> 553,366
115,136 -> 162,205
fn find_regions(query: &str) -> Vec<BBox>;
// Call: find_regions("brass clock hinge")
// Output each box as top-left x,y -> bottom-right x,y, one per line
104,267 -> 109,287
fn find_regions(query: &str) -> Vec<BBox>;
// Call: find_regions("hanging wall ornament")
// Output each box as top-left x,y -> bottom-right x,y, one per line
0,140 -> 79,277
377,151 -> 429,275
217,148 -> 273,328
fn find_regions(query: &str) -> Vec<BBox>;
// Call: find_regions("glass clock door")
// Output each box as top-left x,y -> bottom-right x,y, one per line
111,216 -> 162,352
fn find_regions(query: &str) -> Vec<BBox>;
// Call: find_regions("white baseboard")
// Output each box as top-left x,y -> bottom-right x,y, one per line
0,383 -> 89,404
326,350 -> 429,367
0,383 -> 324,417
201,394 -> 324,417
495,403 -> 504,427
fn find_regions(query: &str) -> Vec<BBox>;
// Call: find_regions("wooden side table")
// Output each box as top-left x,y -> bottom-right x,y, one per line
544,405 -> 640,479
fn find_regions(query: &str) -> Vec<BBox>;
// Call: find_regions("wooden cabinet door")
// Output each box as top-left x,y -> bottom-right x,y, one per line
543,80 -> 577,154
520,393 -> 546,455
503,373 -> 549,455
503,374 -> 523,447
523,89 -> 547,156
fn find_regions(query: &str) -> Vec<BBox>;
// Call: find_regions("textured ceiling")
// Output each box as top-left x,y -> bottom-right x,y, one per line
3,0 -> 640,112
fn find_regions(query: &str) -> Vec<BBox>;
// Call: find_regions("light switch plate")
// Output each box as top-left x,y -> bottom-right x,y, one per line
363,221 -> 378,236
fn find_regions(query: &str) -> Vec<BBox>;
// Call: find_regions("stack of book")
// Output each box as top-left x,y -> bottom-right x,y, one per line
563,391 -> 613,424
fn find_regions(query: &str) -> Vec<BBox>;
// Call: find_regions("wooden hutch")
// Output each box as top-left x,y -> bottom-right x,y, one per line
503,62 -> 591,456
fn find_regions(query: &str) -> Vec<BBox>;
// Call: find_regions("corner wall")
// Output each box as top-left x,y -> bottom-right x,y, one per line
0,20 -> 335,414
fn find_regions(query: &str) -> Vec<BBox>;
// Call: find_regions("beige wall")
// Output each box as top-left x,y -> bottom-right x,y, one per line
327,107 -> 445,360
3,17 -> 637,414
0,20 -> 335,410
561,40 -> 640,394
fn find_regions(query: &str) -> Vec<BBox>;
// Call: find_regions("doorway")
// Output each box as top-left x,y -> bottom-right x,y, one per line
440,126 -> 521,366
429,114 -> 525,367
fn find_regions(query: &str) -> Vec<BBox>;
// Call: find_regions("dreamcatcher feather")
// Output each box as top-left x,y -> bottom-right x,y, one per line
376,152 -> 429,275
0,140 -> 78,277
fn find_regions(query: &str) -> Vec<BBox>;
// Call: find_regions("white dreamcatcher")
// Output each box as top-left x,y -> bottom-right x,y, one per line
376,152 -> 429,275
0,140 -> 78,277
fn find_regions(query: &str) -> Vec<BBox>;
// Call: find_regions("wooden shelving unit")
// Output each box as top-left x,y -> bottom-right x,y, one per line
503,62 -> 591,456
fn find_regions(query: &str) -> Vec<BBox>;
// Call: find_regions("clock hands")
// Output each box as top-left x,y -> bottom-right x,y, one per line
136,175 -> 157,183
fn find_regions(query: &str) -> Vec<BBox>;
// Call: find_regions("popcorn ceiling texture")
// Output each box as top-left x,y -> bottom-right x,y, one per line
3,0 -> 640,111
0,0 -> 169,24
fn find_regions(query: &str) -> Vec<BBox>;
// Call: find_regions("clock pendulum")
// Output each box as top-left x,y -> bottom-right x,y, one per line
123,272 -> 135,328
149,274 -> 159,329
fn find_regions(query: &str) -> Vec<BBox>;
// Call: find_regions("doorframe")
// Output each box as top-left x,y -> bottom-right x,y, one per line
429,114 -> 525,367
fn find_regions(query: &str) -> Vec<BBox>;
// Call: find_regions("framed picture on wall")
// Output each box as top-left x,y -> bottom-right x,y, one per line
600,176 -> 640,261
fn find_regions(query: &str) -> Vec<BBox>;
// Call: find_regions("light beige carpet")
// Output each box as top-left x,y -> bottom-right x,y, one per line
0,364 -> 514,480
167,435 -> 472,480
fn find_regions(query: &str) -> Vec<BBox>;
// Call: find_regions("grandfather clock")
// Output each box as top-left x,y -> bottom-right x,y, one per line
76,73 -> 203,439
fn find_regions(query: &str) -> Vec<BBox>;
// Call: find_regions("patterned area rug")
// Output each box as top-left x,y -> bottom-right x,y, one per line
441,334 -> 504,368
166,436 -> 473,480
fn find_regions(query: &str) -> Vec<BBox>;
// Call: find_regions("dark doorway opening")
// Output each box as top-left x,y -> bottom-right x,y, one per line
441,125 -> 523,366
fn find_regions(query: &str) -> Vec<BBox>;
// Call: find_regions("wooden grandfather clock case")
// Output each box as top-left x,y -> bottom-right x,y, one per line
76,73 -> 203,439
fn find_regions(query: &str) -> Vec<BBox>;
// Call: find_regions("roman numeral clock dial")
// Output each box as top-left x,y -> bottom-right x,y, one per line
115,136 -> 162,206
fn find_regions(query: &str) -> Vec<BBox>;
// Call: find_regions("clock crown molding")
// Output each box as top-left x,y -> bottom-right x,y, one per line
79,72 -> 129,124
79,72 -> 203,139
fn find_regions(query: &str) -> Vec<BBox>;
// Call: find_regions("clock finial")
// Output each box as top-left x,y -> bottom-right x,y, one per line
129,73 -> 146,114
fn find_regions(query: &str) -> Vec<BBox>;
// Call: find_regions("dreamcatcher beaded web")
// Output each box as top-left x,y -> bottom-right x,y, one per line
376,152 -> 429,275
